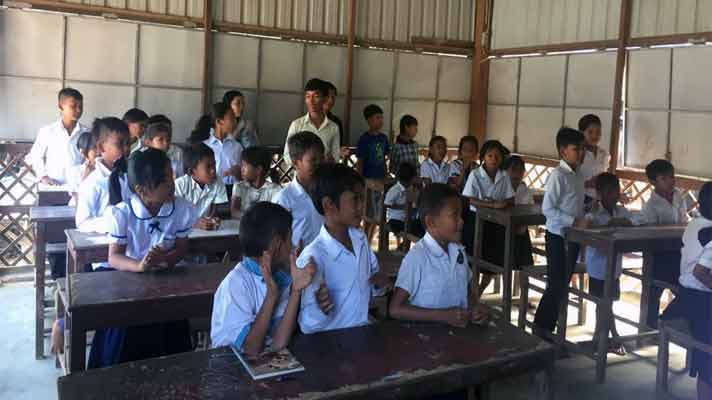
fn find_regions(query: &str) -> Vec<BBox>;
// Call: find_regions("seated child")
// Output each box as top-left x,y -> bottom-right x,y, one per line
390,115 -> 420,177
175,143 -> 228,230
274,131 -> 325,247
66,129 -> 98,205
448,136 -> 479,191
389,183 -> 487,325
122,108 -> 148,154
144,114 -> 184,178
211,202 -> 316,355
385,162 -> 418,236
89,148 -> 195,369
505,155 -> 535,268
420,136 -> 450,184
297,163 -> 391,334
231,146 -> 282,219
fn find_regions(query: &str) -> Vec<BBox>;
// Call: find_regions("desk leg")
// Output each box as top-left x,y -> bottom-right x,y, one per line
595,245 -> 615,384
637,250 -> 654,348
34,222 -> 46,360
473,215 -> 484,295
502,223 -> 513,322
68,315 -> 86,373
532,365 -> 555,400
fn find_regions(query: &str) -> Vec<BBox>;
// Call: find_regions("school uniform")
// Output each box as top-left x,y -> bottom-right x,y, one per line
211,257 -> 292,350
75,158 -> 131,234
579,147 -> 610,201
26,119 -> 88,183
385,182 -> 407,233
274,179 -> 324,247
174,174 -> 228,219
167,144 -> 185,178
534,160 -> 585,332
396,233 -> 471,309
297,226 -> 385,334
65,162 -> 90,206
420,158 -> 451,184
232,180 -> 282,213
88,194 -> 195,368
283,114 -> 341,166
203,130 -> 244,189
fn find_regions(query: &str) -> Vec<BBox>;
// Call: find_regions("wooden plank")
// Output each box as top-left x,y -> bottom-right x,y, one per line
469,0 -> 490,144
343,0 -> 356,145
201,0 -> 213,114
608,0 -> 632,172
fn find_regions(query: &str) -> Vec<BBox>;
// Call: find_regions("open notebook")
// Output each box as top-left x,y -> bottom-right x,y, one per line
231,345 -> 305,380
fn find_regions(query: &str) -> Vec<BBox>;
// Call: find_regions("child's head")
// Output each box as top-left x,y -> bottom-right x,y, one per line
76,129 -> 98,162
323,81 -> 337,113
128,148 -> 174,204
183,143 -> 216,186
57,88 -> 83,122
556,127 -> 585,167
645,159 -> 676,194
397,162 -> 418,187
479,140 -> 510,172
698,182 -> 712,221
458,136 -> 479,161
304,78 -> 328,115
93,117 -> 130,166
428,136 -> 447,163
288,131 -> 325,181
213,102 -> 236,136
122,108 -> 149,143
503,155 -> 526,189
399,114 -> 418,139
310,163 -> 365,228
418,183 -> 463,244
146,114 -> 172,128
595,172 -> 621,210
143,122 -> 172,152
240,202 -> 293,264
241,146 -> 271,184
223,90 -> 245,119
578,114 -> 602,147
363,104 -> 384,132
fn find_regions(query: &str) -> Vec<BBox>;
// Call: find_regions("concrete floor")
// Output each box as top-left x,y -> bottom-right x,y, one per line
0,280 -> 698,400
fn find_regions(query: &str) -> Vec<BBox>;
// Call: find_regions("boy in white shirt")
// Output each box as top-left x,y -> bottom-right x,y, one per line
231,146 -> 282,219
297,164 -> 391,334
122,108 -> 148,154
142,116 -> 184,179
384,162 -> 418,242
211,202 -> 315,355
274,132 -> 325,247
27,87 -> 88,185
534,128 -> 590,337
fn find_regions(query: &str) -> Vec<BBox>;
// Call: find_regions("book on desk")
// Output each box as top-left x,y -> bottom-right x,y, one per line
231,345 -> 305,380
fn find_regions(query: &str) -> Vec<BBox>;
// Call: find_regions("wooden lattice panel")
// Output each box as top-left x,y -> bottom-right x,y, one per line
0,142 -> 37,268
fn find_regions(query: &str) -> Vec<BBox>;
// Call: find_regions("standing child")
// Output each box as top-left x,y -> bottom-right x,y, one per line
504,155 -> 535,268
174,143 -> 228,230
420,136 -> 450,184
297,164 -> 391,333
449,136 -> 479,191
211,202 -> 315,355
274,132 -> 325,247
390,115 -> 420,178
89,148 -> 195,368
231,146 -> 282,219
122,108 -> 149,153
578,114 -> 610,210
534,128 -> 590,337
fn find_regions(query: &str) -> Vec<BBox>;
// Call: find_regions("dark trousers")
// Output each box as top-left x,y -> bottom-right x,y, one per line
646,250 -> 682,328
534,231 -> 580,332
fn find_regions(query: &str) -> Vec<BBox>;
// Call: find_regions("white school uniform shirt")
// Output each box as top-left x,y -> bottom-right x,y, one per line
642,189 -> 690,225
584,205 -> 642,280
514,182 -> 534,205
75,158 -> 130,233
395,232 -> 471,309
26,119 -> 88,183
274,179 -> 324,247
384,182 -> 407,222
542,160 -> 585,237
174,175 -> 228,219
297,226 -> 384,334
107,194 -> 195,262
462,166 -> 515,212
679,216 -> 712,292
65,162 -> 89,205
420,158 -> 451,184
210,257 -> 292,350
580,147 -> 610,198
203,130 -> 243,186
232,181 -> 282,212
283,113 -> 340,166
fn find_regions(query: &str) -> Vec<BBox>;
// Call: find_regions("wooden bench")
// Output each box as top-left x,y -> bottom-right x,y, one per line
657,318 -> 712,399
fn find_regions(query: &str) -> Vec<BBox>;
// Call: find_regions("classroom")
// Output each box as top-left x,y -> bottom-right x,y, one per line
1,0 -> 712,399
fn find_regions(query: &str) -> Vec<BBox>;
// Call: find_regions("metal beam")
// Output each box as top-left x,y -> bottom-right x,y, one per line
608,0 -> 632,172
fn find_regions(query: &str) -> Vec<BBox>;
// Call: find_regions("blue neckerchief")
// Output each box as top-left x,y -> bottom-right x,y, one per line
243,257 -> 291,289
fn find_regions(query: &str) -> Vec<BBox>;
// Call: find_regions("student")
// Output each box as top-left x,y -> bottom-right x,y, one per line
385,162 -> 418,236
642,159 -> 690,328
578,114 -> 610,208
274,132 -> 325,247
231,146 -> 282,219
223,90 -> 259,149
297,163 -> 390,334
66,129 -> 99,204
174,143 -> 228,230
283,78 -> 340,165
211,202 -> 316,355
390,115 -> 420,177
122,108 -> 149,154
662,182 -> 712,400
323,81 -> 345,148
144,114 -> 184,178
504,154 -> 535,268
27,87 -> 88,185
88,148 -> 194,368
584,173 -> 641,355
449,136 -> 479,191
420,136 -> 450,184
534,128 -> 590,337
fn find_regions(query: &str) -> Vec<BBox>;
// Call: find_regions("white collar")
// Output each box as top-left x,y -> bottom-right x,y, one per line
422,232 -> 463,261
650,189 -> 681,205
558,159 -> 577,175
477,166 -> 507,184
303,113 -> 331,131
426,158 -> 446,168
128,193 -> 176,220
187,176 -> 211,193
206,130 -> 235,145
317,225 -> 365,262
291,178 -> 309,197
93,158 -> 113,177
55,119 -> 84,136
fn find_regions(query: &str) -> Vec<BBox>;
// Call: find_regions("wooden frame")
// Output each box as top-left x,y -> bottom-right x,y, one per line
469,0 -> 491,145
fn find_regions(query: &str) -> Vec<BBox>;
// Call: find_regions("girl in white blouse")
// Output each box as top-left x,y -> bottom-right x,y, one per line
578,114 -> 610,210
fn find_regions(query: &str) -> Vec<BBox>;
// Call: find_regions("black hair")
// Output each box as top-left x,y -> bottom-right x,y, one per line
397,162 -> 418,185
479,139 -> 510,162
58,87 -> 83,103
108,157 -> 128,206
127,147 -> 172,194
324,81 -> 337,95
304,78 -> 329,97
399,115 -> 418,135
578,114 -> 602,132
240,202 -> 293,258
144,122 -> 172,142
309,163 -> 365,215
242,146 -> 272,173
594,172 -> 620,193
182,143 -> 214,175
146,114 -> 172,127
645,159 -> 675,182
503,154 -> 525,171
222,90 -> 244,107
458,136 -> 479,154
418,183 -> 460,222
188,103 -> 232,144
698,182 -> 712,220
363,104 -> 383,120
122,108 -> 149,124
92,117 -> 129,148
555,127 -> 585,153
76,129 -> 98,156
287,131 -> 325,162
429,135 -> 447,148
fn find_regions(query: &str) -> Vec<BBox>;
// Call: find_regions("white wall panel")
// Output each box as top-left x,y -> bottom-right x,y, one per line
139,25 -> 203,87
0,77 -> 63,140
439,57 -> 471,102
486,105 -> 515,149
138,87 -> 201,143
564,108 -> 613,152
0,9 -> 63,79
519,56 -> 565,106
351,99 -> 391,144
627,49 -> 670,109
213,33 -> 259,89
630,0 -> 710,37
516,107 -> 563,158
624,111 -> 668,168
257,92 -> 303,146
393,101 -> 435,146
436,102 -> 470,144
670,112 -> 712,177
566,52 -> 616,108
305,45 -> 347,94
260,40 -> 303,92
67,82 -> 135,124
671,46 -> 712,112
353,49 -> 394,98
488,58 -> 519,105
395,53 -> 438,99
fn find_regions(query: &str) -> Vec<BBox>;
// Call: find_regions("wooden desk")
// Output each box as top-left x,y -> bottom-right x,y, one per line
30,205 -> 75,359
37,183 -> 71,206
472,204 -> 546,321
565,224 -> 685,383
58,319 -> 555,400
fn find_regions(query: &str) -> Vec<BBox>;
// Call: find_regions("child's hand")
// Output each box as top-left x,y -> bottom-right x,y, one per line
315,281 -> 334,315
444,308 -> 469,328
40,176 -> 59,186
259,251 -> 279,296
290,252 -> 315,291
368,271 -> 393,291
574,218 -> 591,229
195,217 -> 218,230
470,305 -> 488,324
